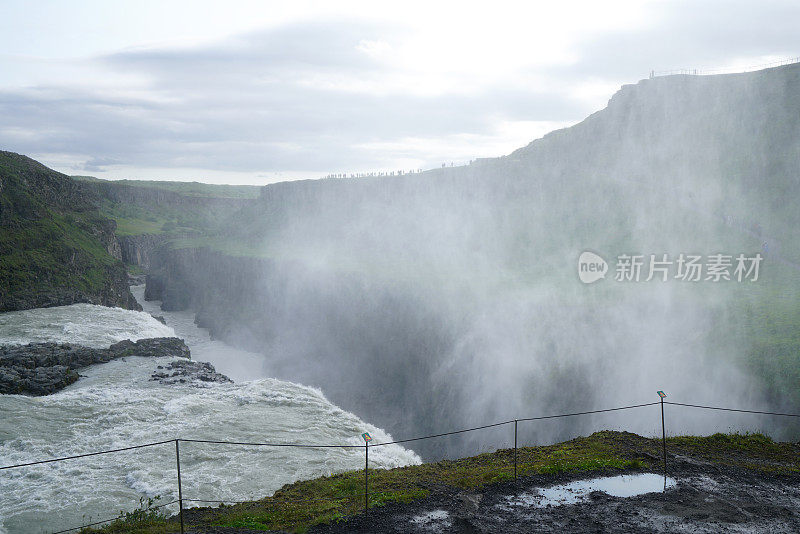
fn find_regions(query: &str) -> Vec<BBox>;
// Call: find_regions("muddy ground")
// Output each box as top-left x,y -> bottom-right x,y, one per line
307,456 -> 800,533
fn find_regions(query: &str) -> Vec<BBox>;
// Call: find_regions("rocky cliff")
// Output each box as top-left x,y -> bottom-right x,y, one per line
144,65 -> 800,458
0,152 -> 140,312
118,234 -> 169,270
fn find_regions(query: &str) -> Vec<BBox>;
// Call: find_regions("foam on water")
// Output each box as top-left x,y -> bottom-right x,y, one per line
0,303 -> 175,348
0,291 -> 421,534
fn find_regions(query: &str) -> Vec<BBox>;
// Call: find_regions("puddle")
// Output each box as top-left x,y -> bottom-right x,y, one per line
410,510 -> 452,531
508,473 -> 676,508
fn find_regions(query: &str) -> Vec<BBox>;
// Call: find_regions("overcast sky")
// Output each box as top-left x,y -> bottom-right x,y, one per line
0,0 -> 798,184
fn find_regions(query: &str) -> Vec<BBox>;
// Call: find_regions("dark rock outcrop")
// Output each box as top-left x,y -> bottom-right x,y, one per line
1,278 -> 140,313
0,337 -> 190,395
150,360 -> 232,385
118,234 -> 169,270
144,272 -> 167,301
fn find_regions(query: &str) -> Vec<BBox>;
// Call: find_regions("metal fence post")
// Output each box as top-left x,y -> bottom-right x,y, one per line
513,419 -> 518,485
175,439 -> 185,534
659,394 -> 667,487
364,442 -> 369,513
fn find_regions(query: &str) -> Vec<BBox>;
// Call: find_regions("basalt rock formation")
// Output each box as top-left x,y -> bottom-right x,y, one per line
0,337 -> 191,395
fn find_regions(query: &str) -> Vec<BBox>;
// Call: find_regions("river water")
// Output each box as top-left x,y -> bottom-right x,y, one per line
0,285 -> 420,534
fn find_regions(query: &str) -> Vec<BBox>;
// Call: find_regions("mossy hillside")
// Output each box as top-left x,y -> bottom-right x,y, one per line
1,211 -> 116,293
0,151 -> 137,310
86,431 -> 799,534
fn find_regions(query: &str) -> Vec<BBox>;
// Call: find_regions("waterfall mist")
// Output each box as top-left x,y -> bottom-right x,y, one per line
186,66 -> 800,459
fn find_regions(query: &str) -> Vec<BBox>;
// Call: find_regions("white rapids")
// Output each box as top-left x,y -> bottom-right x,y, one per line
0,286 -> 420,534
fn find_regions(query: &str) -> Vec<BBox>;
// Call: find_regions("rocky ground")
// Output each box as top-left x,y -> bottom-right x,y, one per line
0,337 -> 192,394
307,462 -> 800,533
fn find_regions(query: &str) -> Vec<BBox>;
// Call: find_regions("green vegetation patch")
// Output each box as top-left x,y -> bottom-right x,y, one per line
79,497 -> 179,534
0,209 -> 122,304
97,199 -> 207,237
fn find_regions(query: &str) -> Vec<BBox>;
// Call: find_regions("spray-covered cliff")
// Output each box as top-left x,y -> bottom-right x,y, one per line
0,152 -> 139,311
144,64 -> 800,458
74,177 -> 260,269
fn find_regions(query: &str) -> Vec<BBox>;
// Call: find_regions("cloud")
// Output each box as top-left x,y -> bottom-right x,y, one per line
558,0 -> 800,80
0,17 -> 591,179
0,5 -> 798,182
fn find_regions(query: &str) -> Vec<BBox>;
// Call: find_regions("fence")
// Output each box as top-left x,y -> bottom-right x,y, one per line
2,394 -> 799,534
650,56 -> 800,78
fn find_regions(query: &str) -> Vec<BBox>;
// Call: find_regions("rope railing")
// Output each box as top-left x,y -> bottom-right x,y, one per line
3,397 -> 798,534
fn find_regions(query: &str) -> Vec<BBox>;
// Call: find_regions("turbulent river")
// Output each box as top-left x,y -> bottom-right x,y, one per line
0,285 -> 420,534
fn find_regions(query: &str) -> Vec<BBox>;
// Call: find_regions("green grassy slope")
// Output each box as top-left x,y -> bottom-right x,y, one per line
0,152 -> 139,311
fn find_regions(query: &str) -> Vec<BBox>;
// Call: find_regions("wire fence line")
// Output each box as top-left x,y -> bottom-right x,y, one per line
370,401 -> 663,448
178,437 -> 362,449
650,56 -> 800,78
3,397 -> 799,534
0,401 -> 664,472
0,439 -> 175,471
50,515 -> 127,534
665,401 -> 800,417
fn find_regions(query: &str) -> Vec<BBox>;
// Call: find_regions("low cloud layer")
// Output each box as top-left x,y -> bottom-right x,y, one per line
0,1 -> 798,183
